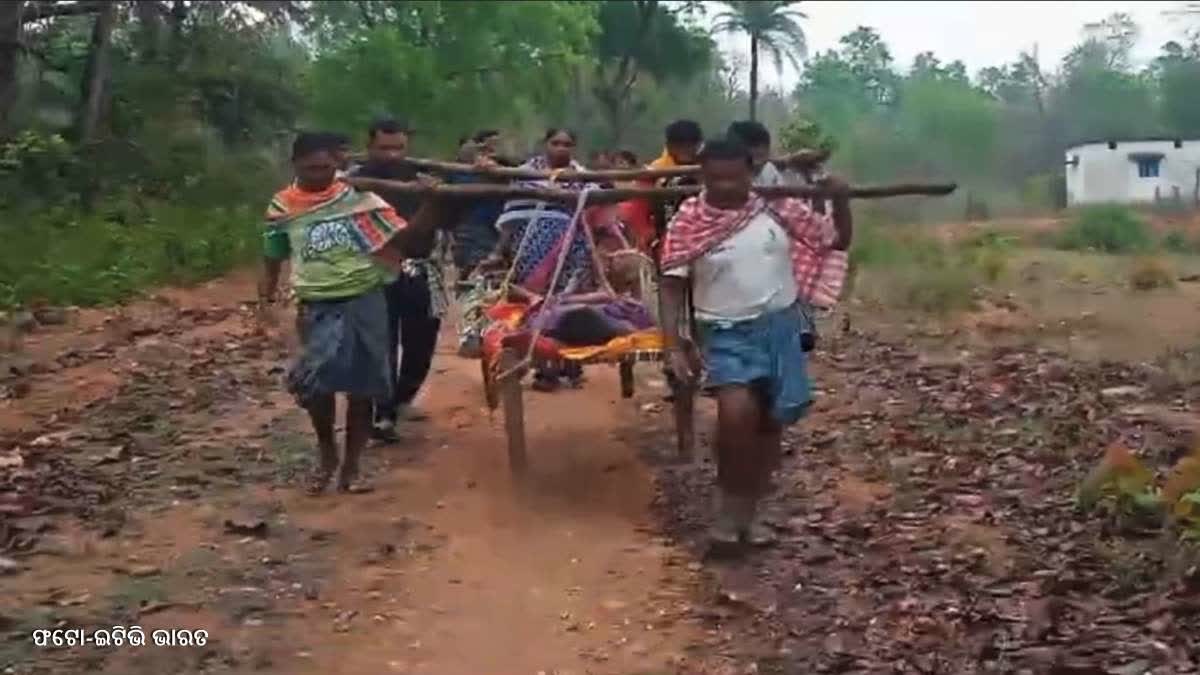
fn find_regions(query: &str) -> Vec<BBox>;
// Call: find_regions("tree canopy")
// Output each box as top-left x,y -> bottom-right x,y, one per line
6,2 -> 1200,307
712,0 -> 807,121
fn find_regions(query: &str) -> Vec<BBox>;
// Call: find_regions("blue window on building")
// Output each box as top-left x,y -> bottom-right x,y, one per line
1137,157 -> 1161,178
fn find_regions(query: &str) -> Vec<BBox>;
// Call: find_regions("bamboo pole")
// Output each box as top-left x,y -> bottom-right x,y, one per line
349,148 -> 831,182
345,176 -> 957,206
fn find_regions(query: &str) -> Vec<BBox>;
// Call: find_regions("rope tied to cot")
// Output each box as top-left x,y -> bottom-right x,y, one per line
493,186 -> 596,382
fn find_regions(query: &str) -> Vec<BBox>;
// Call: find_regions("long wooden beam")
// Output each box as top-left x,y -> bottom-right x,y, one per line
348,148 -> 831,182
345,177 -> 957,206
399,157 -> 698,181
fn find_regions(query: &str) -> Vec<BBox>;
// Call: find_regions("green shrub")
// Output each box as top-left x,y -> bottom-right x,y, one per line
1162,230 -> 1198,254
849,223 -> 1010,314
849,222 -> 946,270
887,265 -> 977,314
1057,205 -> 1151,253
0,200 -> 261,309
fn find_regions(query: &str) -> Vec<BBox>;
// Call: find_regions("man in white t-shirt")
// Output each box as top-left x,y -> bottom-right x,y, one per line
658,138 -> 852,549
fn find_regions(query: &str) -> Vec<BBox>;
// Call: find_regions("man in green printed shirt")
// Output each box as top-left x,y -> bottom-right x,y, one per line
259,132 -> 438,495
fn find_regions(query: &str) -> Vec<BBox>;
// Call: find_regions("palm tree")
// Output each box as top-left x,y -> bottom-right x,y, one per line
712,1 -> 808,121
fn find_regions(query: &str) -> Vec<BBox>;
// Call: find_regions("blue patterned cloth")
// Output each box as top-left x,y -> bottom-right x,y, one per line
502,213 -> 596,294
495,156 -> 600,295
696,303 -> 813,426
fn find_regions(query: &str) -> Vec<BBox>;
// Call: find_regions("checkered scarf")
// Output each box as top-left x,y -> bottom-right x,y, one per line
659,193 -> 848,309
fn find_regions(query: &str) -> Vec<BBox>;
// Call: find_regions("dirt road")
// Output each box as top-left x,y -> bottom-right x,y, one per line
0,271 -> 741,675
6,268 -> 1200,674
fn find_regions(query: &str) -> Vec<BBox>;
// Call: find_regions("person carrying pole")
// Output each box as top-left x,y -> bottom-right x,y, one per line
349,118 -> 448,441
658,137 -> 853,548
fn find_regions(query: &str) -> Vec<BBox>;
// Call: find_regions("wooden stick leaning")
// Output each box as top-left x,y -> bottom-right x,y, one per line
345,177 -> 958,205
349,148 -> 831,182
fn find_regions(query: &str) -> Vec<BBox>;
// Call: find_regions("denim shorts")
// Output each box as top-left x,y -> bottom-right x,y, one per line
696,303 -> 813,426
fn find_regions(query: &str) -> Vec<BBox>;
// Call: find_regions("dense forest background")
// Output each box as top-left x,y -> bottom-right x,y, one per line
2,0 -> 1200,308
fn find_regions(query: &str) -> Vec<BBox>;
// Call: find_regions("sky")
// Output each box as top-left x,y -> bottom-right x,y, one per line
711,1 -> 1192,91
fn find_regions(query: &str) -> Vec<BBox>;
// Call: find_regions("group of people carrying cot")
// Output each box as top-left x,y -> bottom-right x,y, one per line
257,115 -> 853,548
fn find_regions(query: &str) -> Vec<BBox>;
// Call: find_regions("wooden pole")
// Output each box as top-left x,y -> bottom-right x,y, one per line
482,358 -> 498,410
345,177 -> 958,205
674,383 -> 695,462
619,360 -> 635,399
497,348 -> 528,473
349,149 -> 831,182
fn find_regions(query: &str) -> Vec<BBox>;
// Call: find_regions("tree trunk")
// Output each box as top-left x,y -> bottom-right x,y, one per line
749,32 -> 759,121
168,0 -> 187,66
135,0 -> 164,62
77,1 -> 116,145
609,101 -> 626,147
0,1 -> 22,136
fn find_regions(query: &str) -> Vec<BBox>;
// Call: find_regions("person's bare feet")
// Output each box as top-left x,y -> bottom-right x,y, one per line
336,477 -> 375,494
709,491 -> 747,547
304,466 -> 334,496
335,460 -> 375,493
397,403 -> 429,422
742,520 -> 778,547
371,418 -> 401,444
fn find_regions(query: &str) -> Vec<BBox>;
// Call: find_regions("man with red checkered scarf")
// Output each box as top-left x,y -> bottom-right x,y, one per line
658,137 -> 853,550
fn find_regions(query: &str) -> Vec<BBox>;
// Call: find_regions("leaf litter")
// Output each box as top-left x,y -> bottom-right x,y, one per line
652,328 -> 1200,673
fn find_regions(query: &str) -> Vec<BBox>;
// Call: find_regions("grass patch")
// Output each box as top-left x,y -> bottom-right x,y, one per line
0,200 -> 260,309
269,428 -> 314,484
849,222 -> 1012,315
0,607 -> 59,664
883,265 -> 977,314
106,575 -> 168,615
1057,205 -> 1151,254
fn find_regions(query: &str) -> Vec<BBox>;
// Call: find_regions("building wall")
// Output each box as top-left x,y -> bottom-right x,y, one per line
1064,140 -> 1200,206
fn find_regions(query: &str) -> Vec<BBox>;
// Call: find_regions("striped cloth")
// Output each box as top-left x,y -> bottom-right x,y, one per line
264,181 -> 410,301
659,193 -> 848,309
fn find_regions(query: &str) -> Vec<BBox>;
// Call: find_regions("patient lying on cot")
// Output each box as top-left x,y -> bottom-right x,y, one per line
508,255 -> 656,347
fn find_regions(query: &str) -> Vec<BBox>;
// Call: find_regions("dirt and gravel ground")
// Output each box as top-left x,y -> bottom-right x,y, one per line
2,265 -> 1200,674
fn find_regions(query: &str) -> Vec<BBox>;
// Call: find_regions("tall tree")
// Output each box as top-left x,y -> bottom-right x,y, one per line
1081,11 -> 1139,70
794,26 -> 896,140
307,1 -> 597,151
1054,15 -> 1155,144
591,0 -> 712,145
76,0 -> 115,144
1155,40 -> 1200,136
712,0 -> 807,121
836,26 -> 897,105
0,1 -> 22,135
978,49 -> 1046,114
910,51 -> 968,86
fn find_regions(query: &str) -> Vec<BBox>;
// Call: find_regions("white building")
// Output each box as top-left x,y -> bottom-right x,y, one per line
1064,138 -> 1200,206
